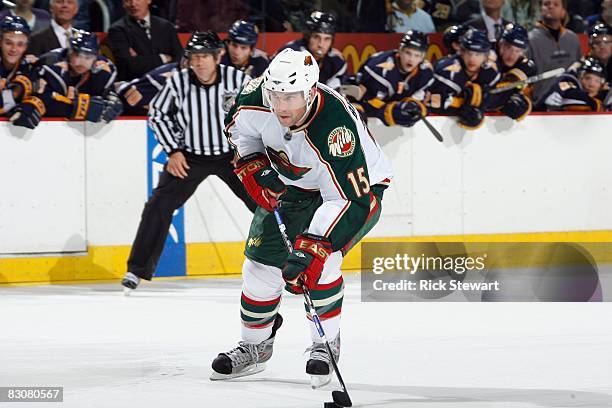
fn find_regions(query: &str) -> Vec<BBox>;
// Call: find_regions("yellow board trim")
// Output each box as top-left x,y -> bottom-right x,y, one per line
1,230 -> 612,285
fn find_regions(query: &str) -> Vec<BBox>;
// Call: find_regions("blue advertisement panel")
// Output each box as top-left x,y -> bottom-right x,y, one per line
146,125 -> 186,277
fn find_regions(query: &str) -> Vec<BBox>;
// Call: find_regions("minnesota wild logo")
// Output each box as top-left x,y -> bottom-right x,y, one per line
266,146 -> 311,181
328,126 -> 355,158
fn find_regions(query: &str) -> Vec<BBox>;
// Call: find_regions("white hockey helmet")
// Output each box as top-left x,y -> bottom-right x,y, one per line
263,48 -> 320,111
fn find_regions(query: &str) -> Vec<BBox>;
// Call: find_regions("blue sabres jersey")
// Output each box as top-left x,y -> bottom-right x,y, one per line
488,54 -> 537,111
0,56 -> 37,113
536,73 -> 608,111
277,38 -> 347,89
34,49 -> 118,117
357,50 -> 434,102
428,54 -> 500,111
37,49 -> 117,96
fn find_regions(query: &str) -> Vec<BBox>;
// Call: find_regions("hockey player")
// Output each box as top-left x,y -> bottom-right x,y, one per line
1,16 -> 40,127
567,24 -> 611,83
277,11 -> 347,89
537,57 -> 609,111
116,62 -> 177,116
221,20 -> 269,78
487,24 -> 536,121
442,24 -> 471,56
11,30 -> 122,128
350,30 -> 432,127
211,49 -> 393,387
428,29 -> 500,129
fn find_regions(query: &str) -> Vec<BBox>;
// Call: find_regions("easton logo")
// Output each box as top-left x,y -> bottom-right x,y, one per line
328,126 -> 356,158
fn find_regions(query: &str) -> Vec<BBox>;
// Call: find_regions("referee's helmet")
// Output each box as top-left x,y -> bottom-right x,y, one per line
184,31 -> 224,58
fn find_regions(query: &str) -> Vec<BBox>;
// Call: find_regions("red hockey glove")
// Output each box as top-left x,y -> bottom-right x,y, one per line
282,233 -> 333,292
234,152 -> 286,211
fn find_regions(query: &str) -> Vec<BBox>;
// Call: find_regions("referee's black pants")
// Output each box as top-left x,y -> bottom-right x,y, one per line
127,151 -> 257,280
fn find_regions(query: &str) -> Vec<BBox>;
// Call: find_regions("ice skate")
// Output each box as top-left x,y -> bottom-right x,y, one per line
210,314 -> 283,380
306,333 -> 340,389
121,272 -> 140,296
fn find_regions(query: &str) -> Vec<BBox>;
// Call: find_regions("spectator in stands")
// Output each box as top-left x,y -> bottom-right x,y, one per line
386,0 -> 436,33
276,11 -> 347,89
527,0 -> 582,103
428,29 -> 500,129
442,24 -> 471,55
467,0 -> 512,43
347,30 -> 432,128
0,16 -> 39,125
221,20 -> 269,78
108,0 -> 182,81
487,23 -> 536,121
536,57 -> 610,110
11,30 -> 123,128
27,0 -> 78,57
0,0 -> 50,34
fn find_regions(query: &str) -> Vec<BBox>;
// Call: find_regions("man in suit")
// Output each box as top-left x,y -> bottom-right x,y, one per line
27,0 -> 78,57
107,0 -> 183,80
467,0 -> 511,43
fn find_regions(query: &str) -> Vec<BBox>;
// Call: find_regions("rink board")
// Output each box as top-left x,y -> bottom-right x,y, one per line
1,114 -> 611,284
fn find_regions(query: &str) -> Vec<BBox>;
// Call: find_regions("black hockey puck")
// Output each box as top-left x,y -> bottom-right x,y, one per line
324,403 -> 340,408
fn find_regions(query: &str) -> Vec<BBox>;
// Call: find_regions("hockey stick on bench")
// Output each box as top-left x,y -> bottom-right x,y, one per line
270,202 -> 353,408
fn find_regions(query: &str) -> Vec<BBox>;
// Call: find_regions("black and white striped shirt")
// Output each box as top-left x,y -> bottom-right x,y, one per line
149,65 -> 250,156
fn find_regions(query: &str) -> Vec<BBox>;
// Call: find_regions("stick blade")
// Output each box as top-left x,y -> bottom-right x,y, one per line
332,390 -> 352,407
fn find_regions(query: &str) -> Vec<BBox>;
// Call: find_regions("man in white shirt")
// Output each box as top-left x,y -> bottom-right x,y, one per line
27,0 -> 78,57
387,0 -> 436,34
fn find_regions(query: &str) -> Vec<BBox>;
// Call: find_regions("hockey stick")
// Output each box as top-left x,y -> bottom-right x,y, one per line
422,117 -> 443,142
490,67 -> 566,94
271,204 -> 353,408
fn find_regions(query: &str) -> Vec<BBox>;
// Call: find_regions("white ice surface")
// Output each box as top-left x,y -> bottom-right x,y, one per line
1,274 -> 612,408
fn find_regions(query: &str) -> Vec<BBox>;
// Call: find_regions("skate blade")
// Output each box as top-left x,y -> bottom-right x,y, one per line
310,374 -> 331,389
123,287 -> 134,296
209,363 -> 266,381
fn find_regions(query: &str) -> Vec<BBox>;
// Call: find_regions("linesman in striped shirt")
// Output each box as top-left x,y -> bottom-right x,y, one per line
122,31 -> 257,292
